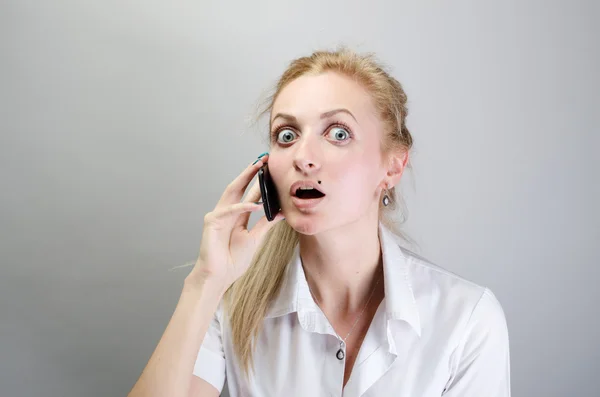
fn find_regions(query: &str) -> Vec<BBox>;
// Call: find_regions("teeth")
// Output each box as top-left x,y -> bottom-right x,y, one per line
293,184 -> 325,197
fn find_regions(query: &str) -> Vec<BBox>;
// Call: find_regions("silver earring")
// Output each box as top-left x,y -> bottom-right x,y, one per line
382,189 -> 390,207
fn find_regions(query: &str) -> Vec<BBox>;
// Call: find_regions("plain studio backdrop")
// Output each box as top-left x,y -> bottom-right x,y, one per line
1,1 -> 598,396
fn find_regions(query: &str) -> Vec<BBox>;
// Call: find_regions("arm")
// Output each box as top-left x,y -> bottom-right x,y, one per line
127,279 -> 224,397
128,153 -> 281,397
442,288 -> 511,397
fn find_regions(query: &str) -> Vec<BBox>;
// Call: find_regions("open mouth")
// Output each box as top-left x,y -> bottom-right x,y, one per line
294,188 -> 326,199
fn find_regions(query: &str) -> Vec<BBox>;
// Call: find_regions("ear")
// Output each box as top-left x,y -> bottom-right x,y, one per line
384,149 -> 409,188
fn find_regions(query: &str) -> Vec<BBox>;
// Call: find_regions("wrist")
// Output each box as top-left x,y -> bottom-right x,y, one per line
183,274 -> 227,300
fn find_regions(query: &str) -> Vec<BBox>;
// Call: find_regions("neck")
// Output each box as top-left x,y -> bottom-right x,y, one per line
299,215 -> 384,315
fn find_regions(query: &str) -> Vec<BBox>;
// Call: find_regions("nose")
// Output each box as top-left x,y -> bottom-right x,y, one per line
293,137 -> 321,174
294,158 -> 320,174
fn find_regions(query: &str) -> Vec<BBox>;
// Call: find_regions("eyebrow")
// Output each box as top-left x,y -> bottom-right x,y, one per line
271,108 -> 358,124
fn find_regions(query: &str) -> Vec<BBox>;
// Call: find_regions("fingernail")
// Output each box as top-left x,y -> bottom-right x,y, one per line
254,201 -> 263,204
252,152 -> 268,165
252,152 -> 269,164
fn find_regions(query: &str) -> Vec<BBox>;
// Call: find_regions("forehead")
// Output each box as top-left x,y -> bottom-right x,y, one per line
271,72 -> 377,122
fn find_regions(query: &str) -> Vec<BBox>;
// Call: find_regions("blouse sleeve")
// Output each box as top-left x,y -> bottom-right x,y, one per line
192,302 -> 226,393
442,288 -> 511,396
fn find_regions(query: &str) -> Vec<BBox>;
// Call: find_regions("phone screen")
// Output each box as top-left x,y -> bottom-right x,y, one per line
258,163 -> 281,221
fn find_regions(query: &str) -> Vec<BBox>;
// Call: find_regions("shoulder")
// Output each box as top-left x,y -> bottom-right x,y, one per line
403,247 -> 486,298
397,249 -> 512,392
399,246 -> 508,339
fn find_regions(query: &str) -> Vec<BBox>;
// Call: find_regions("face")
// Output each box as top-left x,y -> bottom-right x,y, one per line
267,71 -> 392,235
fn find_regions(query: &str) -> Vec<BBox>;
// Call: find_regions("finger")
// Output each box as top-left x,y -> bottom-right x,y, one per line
242,179 -> 262,203
217,154 -> 269,207
249,212 -> 285,242
206,202 -> 263,228
235,180 -> 263,229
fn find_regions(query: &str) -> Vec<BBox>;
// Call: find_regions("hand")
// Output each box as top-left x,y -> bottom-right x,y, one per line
186,154 -> 285,293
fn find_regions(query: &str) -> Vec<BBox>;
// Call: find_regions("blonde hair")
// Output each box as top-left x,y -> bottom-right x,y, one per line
223,46 -> 415,377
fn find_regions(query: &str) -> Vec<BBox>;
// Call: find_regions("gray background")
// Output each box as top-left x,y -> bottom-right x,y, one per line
1,1 -> 598,396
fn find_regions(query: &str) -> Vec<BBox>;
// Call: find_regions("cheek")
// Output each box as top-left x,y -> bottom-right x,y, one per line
332,162 -> 377,196
266,156 -> 286,191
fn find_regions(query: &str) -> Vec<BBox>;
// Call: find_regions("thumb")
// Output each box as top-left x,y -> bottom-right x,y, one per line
250,213 -> 286,242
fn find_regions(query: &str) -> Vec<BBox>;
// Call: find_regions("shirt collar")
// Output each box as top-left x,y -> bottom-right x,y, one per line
265,222 -> 422,338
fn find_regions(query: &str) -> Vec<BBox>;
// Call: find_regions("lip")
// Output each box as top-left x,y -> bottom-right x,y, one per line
289,180 -> 326,197
291,195 -> 325,209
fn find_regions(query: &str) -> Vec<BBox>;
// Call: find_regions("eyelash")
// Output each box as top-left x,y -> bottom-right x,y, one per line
270,120 -> 354,144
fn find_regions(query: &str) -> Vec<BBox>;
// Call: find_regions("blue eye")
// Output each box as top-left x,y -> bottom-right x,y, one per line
277,129 -> 297,143
328,126 -> 351,142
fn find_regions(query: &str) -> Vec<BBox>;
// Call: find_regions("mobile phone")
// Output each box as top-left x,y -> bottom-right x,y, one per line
257,163 -> 281,221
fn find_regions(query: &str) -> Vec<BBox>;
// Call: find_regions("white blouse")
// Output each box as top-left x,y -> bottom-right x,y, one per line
193,223 -> 510,396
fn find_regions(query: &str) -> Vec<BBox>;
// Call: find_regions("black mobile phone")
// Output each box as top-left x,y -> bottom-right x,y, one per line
257,163 -> 281,221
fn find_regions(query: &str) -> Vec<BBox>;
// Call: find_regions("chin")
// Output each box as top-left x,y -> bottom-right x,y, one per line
284,212 -> 324,236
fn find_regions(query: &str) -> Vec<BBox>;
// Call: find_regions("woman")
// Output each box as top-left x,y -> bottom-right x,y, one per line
128,48 -> 510,397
